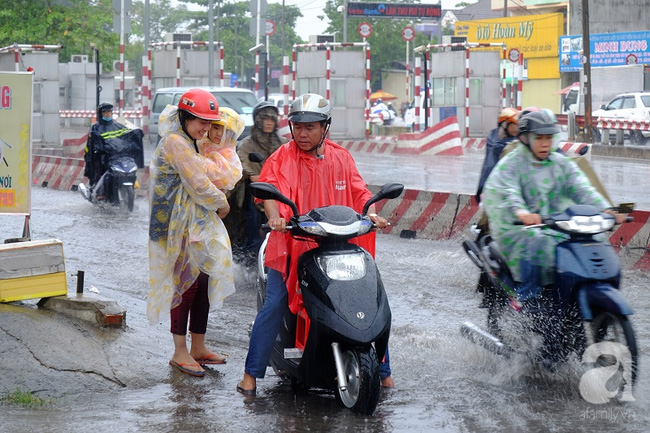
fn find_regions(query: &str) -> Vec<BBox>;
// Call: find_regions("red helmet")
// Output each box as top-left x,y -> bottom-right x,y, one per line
178,89 -> 220,121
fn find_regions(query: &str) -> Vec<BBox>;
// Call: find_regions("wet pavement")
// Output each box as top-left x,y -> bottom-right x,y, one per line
1,185 -> 649,433
353,147 -> 650,211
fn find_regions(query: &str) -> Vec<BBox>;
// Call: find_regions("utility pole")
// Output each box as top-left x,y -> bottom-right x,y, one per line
343,0 -> 348,43
92,45 -> 100,108
209,0 -> 214,86
581,0 -> 593,143
503,0 -> 508,17
282,0 -> 286,54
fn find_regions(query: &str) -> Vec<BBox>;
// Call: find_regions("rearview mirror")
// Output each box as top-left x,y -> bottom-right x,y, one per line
362,183 -> 404,215
617,202 -> 635,213
248,182 -> 299,217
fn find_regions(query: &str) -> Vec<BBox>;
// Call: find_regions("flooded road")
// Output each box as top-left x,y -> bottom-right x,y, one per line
1,183 -> 649,432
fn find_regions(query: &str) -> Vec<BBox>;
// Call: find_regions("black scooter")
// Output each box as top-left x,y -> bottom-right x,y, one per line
79,155 -> 138,212
249,181 -> 404,415
79,127 -> 143,212
461,205 -> 637,393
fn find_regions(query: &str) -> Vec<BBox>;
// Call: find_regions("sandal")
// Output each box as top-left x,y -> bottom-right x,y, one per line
169,360 -> 205,377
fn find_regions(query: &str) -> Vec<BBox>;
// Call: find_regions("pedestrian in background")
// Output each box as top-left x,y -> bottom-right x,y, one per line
224,100 -> 286,263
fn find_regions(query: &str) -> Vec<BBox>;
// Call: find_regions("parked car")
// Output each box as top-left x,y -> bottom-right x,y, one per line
149,86 -> 258,144
592,92 -> 650,145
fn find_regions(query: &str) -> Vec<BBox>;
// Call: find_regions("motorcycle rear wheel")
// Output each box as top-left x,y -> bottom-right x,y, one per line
588,312 -> 638,386
335,346 -> 380,415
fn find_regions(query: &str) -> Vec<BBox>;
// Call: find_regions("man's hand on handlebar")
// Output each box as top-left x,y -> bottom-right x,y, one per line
267,216 -> 288,233
369,213 -> 389,229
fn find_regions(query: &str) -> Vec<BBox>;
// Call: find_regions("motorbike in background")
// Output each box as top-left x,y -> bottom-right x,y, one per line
79,128 -> 144,212
250,181 -> 404,415
369,101 -> 396,126
461,204 -> 637,395
79,154 -> 138,211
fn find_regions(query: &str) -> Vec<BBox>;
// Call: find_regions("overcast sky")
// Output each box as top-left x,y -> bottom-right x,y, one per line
175,1 -> 466,41
275,0 -> 464,40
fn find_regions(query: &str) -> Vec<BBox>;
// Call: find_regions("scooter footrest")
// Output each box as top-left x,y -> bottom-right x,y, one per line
284,348 -> 303,359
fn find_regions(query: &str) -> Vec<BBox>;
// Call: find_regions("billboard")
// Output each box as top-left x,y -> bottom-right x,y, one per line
560,31 -> 650,72
347,2 -> 441,19
455,13 -> 563,59
0,72 -> 33,215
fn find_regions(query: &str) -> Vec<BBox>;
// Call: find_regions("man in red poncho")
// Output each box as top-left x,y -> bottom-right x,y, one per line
237,93 -> 394,396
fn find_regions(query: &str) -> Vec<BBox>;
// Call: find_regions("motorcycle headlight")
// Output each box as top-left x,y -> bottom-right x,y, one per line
317,252 -> 366,281
113,166 -> 126,173
555,214 -> 615,234
299,220 -> 372,237
298,221 -> 327,236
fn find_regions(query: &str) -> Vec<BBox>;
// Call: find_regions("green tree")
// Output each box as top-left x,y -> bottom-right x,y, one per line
322,0 -> 434,90
178,1 -> 304,82
129,0 -> 194,77
131,0 -> 193,44
0,0 -> 119,66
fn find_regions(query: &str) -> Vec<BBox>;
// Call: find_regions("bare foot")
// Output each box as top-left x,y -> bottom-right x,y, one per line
237,372 -> 257,393
381,376 -> 395,388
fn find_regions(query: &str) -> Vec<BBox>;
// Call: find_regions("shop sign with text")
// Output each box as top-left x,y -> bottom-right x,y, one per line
347,2 -> 440,19
560,31 -> 650,72
455,13 -> 562,59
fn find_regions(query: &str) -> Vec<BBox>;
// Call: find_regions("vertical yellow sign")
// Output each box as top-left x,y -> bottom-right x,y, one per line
0,72 -> 32,215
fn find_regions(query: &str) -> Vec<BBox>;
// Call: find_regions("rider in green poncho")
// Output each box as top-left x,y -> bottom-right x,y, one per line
482,109 -> 618,300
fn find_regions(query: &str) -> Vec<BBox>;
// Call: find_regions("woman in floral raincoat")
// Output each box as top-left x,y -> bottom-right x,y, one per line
148,89 -> 242,377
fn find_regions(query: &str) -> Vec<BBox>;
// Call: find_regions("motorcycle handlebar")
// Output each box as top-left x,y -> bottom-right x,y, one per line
261,223 -> 295,231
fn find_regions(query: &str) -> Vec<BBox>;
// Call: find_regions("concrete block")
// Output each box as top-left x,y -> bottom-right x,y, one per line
41,293 -> 127,328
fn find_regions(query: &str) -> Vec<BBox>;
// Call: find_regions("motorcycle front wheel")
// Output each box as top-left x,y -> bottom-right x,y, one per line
629,130 -> 647,146
119,184 -> 135,212
588,312 -> 638,386
335,346 -> 380,415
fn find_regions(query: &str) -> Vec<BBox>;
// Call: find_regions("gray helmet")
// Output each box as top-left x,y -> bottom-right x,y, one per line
253,101 -> 279,132
253,100 -> 279,120
288,93 -> 331,123
517,109 -> 560,137
97,102 -> 114,121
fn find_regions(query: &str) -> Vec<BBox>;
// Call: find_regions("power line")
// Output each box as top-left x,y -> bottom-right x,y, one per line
508,0 -> 541,15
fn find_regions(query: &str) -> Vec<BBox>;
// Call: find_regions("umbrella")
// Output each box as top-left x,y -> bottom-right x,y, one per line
555,82 -> 579,95
370,90 -> 397,102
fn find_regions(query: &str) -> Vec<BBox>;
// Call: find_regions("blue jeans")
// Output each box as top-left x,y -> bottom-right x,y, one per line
245,268 -> 392,379
516,259 -> 543,301
245,268 -> 287,378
